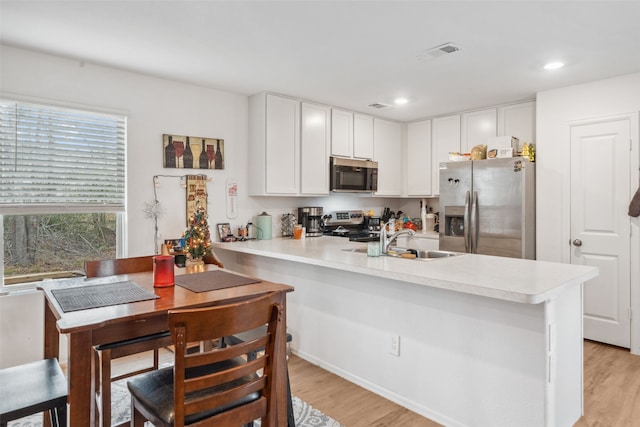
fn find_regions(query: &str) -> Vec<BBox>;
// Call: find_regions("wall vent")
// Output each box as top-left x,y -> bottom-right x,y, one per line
417,42 -> 462,61
368,102 -> 390,109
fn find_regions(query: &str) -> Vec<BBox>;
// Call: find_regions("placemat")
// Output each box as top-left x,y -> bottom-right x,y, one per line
51,281 -> 158,312
175,270 -> 261,293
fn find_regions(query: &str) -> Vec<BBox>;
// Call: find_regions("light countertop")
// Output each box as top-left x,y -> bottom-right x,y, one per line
212,236 -> 597,304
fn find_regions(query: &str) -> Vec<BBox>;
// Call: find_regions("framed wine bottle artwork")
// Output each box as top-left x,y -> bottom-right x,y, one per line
162,134 -> 224,169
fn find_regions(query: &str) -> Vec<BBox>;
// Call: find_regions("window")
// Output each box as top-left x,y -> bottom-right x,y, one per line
0,100 -> 127,287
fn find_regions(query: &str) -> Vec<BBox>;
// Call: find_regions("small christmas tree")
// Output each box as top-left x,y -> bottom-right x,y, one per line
183,203 -> 211,259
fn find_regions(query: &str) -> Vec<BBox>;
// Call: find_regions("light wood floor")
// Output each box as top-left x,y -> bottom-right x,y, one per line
114,339 -> 639,426
288,340 -> 640,427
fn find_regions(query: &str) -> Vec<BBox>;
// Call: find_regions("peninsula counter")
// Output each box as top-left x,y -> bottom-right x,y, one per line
213,237 -> 597,427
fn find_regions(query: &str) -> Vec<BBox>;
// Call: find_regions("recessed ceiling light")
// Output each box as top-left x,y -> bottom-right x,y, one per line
394,98 -> 409,105
544,61 -> 564,70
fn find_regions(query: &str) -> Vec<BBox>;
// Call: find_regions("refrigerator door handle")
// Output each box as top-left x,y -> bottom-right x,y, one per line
464,190 -> 471,253
471,191 -> 478,253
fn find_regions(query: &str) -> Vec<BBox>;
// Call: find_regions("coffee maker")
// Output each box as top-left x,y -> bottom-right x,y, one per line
298,207 -> 323,237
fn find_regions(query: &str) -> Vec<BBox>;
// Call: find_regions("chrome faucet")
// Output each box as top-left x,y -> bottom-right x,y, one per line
380,226 -> 415,254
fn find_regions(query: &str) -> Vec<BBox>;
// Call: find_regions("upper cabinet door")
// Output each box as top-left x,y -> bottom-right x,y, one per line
432,114 -> 461,196
265,94 -> 300,194
353,113 -> 374,159
498,101 -> 536,145
373,118 -> 402,196
301,102 -> 331,195
407,120 -> 432,196
331,109 -> 354,157
461,108 -> 497,153
248,93 -> 300,195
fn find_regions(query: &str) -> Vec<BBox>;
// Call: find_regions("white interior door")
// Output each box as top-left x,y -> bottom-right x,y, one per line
570,118 -> 631,348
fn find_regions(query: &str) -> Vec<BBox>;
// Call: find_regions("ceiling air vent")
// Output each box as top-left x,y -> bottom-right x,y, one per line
368,102 -> 390,109
417,42 -> 462,61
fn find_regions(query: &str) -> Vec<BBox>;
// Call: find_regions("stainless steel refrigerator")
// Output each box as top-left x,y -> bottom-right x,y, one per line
439,157 -> 535,259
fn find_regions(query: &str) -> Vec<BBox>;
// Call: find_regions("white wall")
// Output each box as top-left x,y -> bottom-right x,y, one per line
536,72 -> 640,354
1,45 -> 249,256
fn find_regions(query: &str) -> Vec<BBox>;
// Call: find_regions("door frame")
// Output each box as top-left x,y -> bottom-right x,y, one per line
567,113 -> 639,354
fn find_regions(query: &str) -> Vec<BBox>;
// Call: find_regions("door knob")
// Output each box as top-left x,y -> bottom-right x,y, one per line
572,239 -> 583,247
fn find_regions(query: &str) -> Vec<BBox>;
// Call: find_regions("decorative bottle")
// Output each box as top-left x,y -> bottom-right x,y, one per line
214,140 -> 223,169
199,139 -> 208,169
164,135 -> 176,168
183,136 -> 193,168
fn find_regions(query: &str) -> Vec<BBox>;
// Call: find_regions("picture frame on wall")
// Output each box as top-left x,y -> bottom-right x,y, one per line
163,134 -> 224,169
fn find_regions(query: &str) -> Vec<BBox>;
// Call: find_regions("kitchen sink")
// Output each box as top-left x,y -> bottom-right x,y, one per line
342,247 -> 369,254
342,247 -> 463,260
387,247 -> 462,259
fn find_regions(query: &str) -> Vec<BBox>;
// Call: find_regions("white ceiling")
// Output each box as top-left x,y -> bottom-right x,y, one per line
2,1 -> 640,122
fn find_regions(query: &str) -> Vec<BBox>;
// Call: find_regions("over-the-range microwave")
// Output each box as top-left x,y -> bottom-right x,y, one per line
330,157 -> 378,193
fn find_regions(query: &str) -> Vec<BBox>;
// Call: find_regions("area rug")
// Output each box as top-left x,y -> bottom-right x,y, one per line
8,379 -> 344,427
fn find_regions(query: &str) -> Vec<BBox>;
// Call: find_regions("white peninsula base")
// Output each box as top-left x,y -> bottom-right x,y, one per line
214,238 -> 596,427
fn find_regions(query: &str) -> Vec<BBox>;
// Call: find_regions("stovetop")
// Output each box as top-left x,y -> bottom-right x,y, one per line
346,231 -> 380,242
322,210 -> 380,242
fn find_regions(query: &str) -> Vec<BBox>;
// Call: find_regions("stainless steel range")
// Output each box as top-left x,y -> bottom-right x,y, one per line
322,210 -> 380,242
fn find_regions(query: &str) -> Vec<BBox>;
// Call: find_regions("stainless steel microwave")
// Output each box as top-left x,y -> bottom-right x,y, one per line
330,157 -> 378,192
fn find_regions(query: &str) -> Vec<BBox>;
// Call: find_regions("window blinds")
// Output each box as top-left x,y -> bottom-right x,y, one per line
0,100 -> 126,214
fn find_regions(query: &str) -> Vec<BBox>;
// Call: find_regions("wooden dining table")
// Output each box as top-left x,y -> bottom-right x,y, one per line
39,264 -> 294,426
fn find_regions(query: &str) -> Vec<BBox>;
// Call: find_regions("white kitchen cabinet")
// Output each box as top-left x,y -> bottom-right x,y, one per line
301,102 -> 330,195
330,108 -> 354,158
248,93 -> 300,195
373,118 -> 402,196
353,113 -> 374,159
498,101 -> 536,145
432,114 -> 461,196
461,108 -> 497,153
406,120 -> 432,196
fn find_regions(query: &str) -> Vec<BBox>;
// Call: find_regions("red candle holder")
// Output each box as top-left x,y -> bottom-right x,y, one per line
153,255 -> 175,287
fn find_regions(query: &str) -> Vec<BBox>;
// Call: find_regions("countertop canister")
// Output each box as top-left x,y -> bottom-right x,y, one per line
256,211 -> 272,240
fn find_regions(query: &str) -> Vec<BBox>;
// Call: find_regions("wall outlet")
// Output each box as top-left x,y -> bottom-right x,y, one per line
389,334 -> 400,356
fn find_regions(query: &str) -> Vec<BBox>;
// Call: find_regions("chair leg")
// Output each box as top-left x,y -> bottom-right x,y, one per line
94,348 -> 101,424
153,348 -> 159,370
101,348 -> 112,427
131,404 -> 146,427
51,403 -> 67,427
287,369 -> 295,427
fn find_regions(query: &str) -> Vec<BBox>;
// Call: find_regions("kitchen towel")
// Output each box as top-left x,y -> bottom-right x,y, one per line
629,186 -> 640,217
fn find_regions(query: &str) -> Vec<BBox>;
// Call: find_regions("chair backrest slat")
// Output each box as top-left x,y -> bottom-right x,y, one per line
84,255 -> 154,278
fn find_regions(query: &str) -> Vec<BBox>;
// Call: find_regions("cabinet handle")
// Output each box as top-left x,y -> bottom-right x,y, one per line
572,239 -> 583,247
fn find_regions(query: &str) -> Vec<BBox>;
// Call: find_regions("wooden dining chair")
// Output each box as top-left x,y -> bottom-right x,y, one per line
84,255 -> 173,427
127,292 -> 284,427
0,358 -> 67,427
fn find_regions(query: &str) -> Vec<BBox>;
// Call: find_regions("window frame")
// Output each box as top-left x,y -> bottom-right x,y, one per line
0,96 -> 128,290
